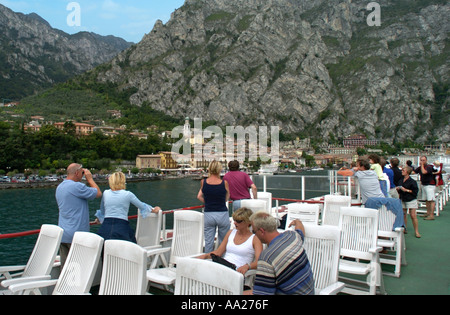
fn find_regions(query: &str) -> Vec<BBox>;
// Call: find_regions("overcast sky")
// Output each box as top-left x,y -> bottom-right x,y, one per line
0,0 -> 186,43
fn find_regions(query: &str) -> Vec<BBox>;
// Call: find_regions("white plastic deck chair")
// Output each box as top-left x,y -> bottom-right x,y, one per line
136,210 -> 168,269
136,209 -> 162,249
1,225 -> 63,292
7,232 -> 104,295
286,203 -> 320,225
241,199 -> 268,213
99,240 -> 148,295
255,192 -> 272,214
322,195 -> 351,226
338,207 -> 385,295
146,210 -> 204,291
377,206 -> 406,278
303,225 -> 344,295
174,257 -> 244,295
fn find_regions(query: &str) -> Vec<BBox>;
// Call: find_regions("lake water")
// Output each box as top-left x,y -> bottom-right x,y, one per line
0,172 -> 330,266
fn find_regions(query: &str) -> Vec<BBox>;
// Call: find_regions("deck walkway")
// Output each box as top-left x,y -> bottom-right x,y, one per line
383,202 -> 450,295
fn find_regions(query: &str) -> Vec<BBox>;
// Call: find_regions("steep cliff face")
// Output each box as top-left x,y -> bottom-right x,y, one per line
16,0 -> 448,144
0,4 -> 132,99
96,0 -> 449,143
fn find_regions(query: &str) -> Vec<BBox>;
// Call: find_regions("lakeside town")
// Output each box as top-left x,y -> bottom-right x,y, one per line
1,106 -> 449,188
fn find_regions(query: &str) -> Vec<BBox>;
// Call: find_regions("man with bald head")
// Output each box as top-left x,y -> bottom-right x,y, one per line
56,164 -> 102,268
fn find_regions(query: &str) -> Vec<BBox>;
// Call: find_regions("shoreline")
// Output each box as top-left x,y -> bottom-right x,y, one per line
0,176 -> 163,190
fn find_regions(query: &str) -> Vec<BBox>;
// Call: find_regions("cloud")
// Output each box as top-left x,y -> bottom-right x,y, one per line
101,0 -> 120,11
99,0 -> 121,19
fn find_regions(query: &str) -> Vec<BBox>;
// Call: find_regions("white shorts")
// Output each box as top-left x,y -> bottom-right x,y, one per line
402,200 -> 418,209
421,185 -> 436,202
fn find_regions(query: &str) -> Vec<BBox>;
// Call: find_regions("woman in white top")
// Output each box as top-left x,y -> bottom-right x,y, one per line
200,207 -> 263,275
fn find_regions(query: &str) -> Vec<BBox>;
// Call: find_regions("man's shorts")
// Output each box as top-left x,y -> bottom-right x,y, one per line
421,185 -> 436,202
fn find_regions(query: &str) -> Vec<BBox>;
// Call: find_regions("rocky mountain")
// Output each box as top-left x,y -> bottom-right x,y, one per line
0,4 -> 133,99
17,0 -> 449,144
93,0 -> 448,144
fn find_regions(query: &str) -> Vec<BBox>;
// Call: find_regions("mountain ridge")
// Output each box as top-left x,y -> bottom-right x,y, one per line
0,3 -> 133,99
93,0 -> 448,144
10,0 -> 450,144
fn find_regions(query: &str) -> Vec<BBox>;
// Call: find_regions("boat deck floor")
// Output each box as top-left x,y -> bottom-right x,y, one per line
383,202 -> 450,295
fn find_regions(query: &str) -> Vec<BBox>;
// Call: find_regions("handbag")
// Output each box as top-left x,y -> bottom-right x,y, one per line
210,254 -> 237,270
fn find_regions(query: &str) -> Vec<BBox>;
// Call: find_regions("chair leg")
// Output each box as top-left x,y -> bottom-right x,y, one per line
401,235 -> 407,266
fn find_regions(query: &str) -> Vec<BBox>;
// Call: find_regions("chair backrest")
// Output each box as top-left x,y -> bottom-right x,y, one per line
339,207 -> 379,261
175,257 -> 244,295
378,205 -> 396,233
23,225 -> 64,278
170,211 -> 204,266
99,240 -> 147,295
136,210 -> 162,248
53,232 -> 104,295
303,225 -> 341,293
322,195 -> 352,226
256,192 -> 272,213
286,203 -> 320,225
241,199 -> 268,213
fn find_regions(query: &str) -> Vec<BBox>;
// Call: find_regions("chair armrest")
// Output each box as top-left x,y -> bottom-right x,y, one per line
8,279 -> 58,294
172,253 -> 205,265
0,265 -> 26,282
143,245 -> 162,251
185,253 -> 205,258
319,282 -> 345,295
0,265 -> 26,273
2,275 -> 52,288
369,246 -> 383,254
394,227 -> 404,232
146,247 -> 171,258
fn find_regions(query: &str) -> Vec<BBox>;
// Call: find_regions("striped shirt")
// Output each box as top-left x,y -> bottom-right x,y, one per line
253,230 -> 315,295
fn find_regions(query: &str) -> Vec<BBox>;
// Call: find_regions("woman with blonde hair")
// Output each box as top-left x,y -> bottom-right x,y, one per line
199,207 -> 263,275
95,172 -> 161,242
197,160 -> 231,253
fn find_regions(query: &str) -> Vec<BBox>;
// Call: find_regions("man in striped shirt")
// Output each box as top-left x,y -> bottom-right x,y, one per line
247,212 -> 315,295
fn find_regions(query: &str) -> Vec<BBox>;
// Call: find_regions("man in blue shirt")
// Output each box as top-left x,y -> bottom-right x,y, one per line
56,163 -> 102,268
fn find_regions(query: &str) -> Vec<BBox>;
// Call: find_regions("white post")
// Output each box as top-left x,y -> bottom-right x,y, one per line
263,175 -> 267,193
301,176 -> 306,201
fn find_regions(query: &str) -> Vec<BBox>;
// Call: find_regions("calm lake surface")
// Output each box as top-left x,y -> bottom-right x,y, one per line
0,172 -> 330,266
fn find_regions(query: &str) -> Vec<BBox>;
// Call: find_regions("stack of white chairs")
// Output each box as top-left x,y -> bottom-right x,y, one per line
1,225 -> 63,294
7,232 -> 104,295
175,257 -> 243,295
146,210 -> 204,291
